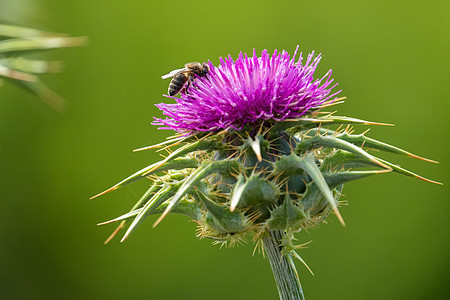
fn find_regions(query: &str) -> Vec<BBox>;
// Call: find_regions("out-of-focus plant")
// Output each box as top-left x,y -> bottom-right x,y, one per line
0,24 -> 86,111
94,46 -> 440,300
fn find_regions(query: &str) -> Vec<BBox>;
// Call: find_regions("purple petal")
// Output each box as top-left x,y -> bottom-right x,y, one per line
154,46 -> 340,132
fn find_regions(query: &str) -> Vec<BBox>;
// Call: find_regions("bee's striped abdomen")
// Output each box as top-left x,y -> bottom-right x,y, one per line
168,73 -> 188,96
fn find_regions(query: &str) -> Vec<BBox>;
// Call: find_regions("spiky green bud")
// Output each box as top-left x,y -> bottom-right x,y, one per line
95,114 -> 440,250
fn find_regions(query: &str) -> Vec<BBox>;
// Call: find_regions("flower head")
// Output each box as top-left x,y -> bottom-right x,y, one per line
154,46 -> 340,132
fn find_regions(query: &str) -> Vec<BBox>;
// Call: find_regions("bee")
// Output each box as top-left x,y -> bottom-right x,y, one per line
161,62 -> 209,96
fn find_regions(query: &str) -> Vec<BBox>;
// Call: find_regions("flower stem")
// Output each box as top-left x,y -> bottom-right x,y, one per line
263,230 -> 305,300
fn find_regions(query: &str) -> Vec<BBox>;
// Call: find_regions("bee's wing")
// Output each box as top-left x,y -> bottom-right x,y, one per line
161,68 -> 187,79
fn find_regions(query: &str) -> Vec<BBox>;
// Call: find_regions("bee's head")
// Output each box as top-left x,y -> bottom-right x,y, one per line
201,63 -> 210,76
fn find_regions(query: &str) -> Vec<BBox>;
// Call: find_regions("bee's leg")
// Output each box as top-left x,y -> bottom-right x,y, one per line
180,81 -> 189,95
184,76 -> 194,94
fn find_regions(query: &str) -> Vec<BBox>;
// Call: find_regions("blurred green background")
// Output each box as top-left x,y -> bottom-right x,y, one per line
0,0 -> 448,299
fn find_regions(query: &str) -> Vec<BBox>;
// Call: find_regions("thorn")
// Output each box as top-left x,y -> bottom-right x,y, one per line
97,219 -> 117,226
166,133 -> 185,139
349,127 -> 355,135
333,206 -> 346,227
215,129 -> 227,137
369,157 -> 393,171
292,240 -> 313,250
1,68 -> 37,81
374,169 -> 393,174
364,121 -> 394,126
335,124 -> 344,134
120,233 -> 129,243
134,145 -> 158,152
142,163 -> 164,176
344,124 -> 351,133
408,154 -> 439,164
328,110 -> 338,117
104,222 -> 125,245
230,184 -> 245,212
156,142 -> 181,153
153,205 -> 172,227
361,140 -> 367,149
235,131 -> 245,142
133,137 -> 187,152
90,186 -> 118,199
247,210 -> 263,223
415,175 -> 443,185
257,121 -> 264,135
319,96 -> 346,109
263,124 -> 273,136
317,121 -> 323,134
227,150 -> 239,159
292,251 -> 315,276
287,255 -> 301,282
252,240 -> 262,257
250,138 -> 262,162
361,128 -> 371,135
277,176 -> 290,188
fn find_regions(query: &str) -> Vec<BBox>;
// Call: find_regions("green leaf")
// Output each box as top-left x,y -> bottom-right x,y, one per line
151,199 -> 202,220
97,183 -> 162,225
323,170 -> 390,188
274,153 -> 345,225
195,190 -> 247,233
230,174 -> 245,211
97,183 -> 163,244
300,154 -> 345,225
0,57 -> 62,74
0,63 -> 36,81
0,24 -> 86,110
306,128 -> 437,163
0,24 -> 64,38
98,209 -> 141,225
376,158 -> 442,185
322,150 -> 441,185
273,115 -> 391,132
268,193 -> 306,230
90,157 -> 198,199
236,173 -> 280,210
13,77 -> 68,112
249,135 -> 263,162
141,139 -> 222,175
296,134 -> 391,171
121,183 -> 182,241
153,160 -> 241,227
0,36 -> 86,55
133,136 -> 190,152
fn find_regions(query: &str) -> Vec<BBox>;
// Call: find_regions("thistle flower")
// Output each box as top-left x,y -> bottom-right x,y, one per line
154,46 -> 339,132
94,46 -> 440,300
